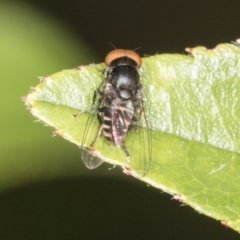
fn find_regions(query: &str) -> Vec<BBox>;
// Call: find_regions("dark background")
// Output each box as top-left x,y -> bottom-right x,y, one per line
26,0 -> 240,61
1,0 -> 240,239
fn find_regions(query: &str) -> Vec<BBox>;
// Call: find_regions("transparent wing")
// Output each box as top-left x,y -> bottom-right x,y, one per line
80,87 -> 104,169
125,88 -> 152,176
81,146 -> 104,169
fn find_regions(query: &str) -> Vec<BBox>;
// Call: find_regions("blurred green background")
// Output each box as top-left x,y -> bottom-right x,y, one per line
0,0 -> 239,239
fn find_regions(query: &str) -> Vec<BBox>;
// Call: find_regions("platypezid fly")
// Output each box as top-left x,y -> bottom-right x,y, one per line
81,49 -> 151,175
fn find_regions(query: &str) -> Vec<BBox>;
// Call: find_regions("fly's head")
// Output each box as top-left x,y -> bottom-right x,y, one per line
104,49 -> 142,101
105,49 -> 142,68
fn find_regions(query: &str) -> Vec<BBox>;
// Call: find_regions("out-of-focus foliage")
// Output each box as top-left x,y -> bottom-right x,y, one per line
0,1 -> 96,190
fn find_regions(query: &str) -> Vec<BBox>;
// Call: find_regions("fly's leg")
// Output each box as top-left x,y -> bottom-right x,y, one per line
121,140 -> 130,163
72,107 -> 90,118
129,116 -> 138,130
73,88 -> 103,118
93,89 -> 102,105
96,107 -> 104,124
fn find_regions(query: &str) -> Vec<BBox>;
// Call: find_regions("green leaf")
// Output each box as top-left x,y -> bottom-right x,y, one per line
25,43 -> 240,232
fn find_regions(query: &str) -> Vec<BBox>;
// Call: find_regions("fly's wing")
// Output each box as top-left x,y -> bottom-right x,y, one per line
126,88 -> 152,176
81,88 -> 104,169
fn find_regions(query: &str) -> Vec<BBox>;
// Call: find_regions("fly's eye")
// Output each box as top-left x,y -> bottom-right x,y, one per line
105,49 -> 142,68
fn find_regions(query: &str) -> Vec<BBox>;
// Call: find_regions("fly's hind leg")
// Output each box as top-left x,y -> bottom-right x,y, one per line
120,140 -> 130,162
129,116 -> 138,130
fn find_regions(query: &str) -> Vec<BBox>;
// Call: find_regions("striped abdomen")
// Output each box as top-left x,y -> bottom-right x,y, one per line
102,100 -> 134,145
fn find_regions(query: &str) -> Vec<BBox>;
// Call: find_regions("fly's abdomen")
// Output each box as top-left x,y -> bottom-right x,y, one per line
102,107 -> 113,142
102,103 -> 134,146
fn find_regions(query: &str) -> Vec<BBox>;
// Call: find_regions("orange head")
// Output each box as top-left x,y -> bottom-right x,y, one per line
105,49 -> 142,68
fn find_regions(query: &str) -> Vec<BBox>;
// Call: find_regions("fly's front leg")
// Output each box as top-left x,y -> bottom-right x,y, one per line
73,87 -> 103,118
92,88 -> 103,107
72,107 -> 90,118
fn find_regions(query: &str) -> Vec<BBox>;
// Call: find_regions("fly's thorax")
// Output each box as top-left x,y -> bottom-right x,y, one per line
102,82 -> 118,101
108,66 -> 140,100
111,65 -> 139,87
133,85 -> 143,101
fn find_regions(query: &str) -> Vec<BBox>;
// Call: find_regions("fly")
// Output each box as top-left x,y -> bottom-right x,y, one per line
81,49 -> 151,175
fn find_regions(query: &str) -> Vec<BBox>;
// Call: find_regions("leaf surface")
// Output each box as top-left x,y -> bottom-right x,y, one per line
25,43 -> 240,232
